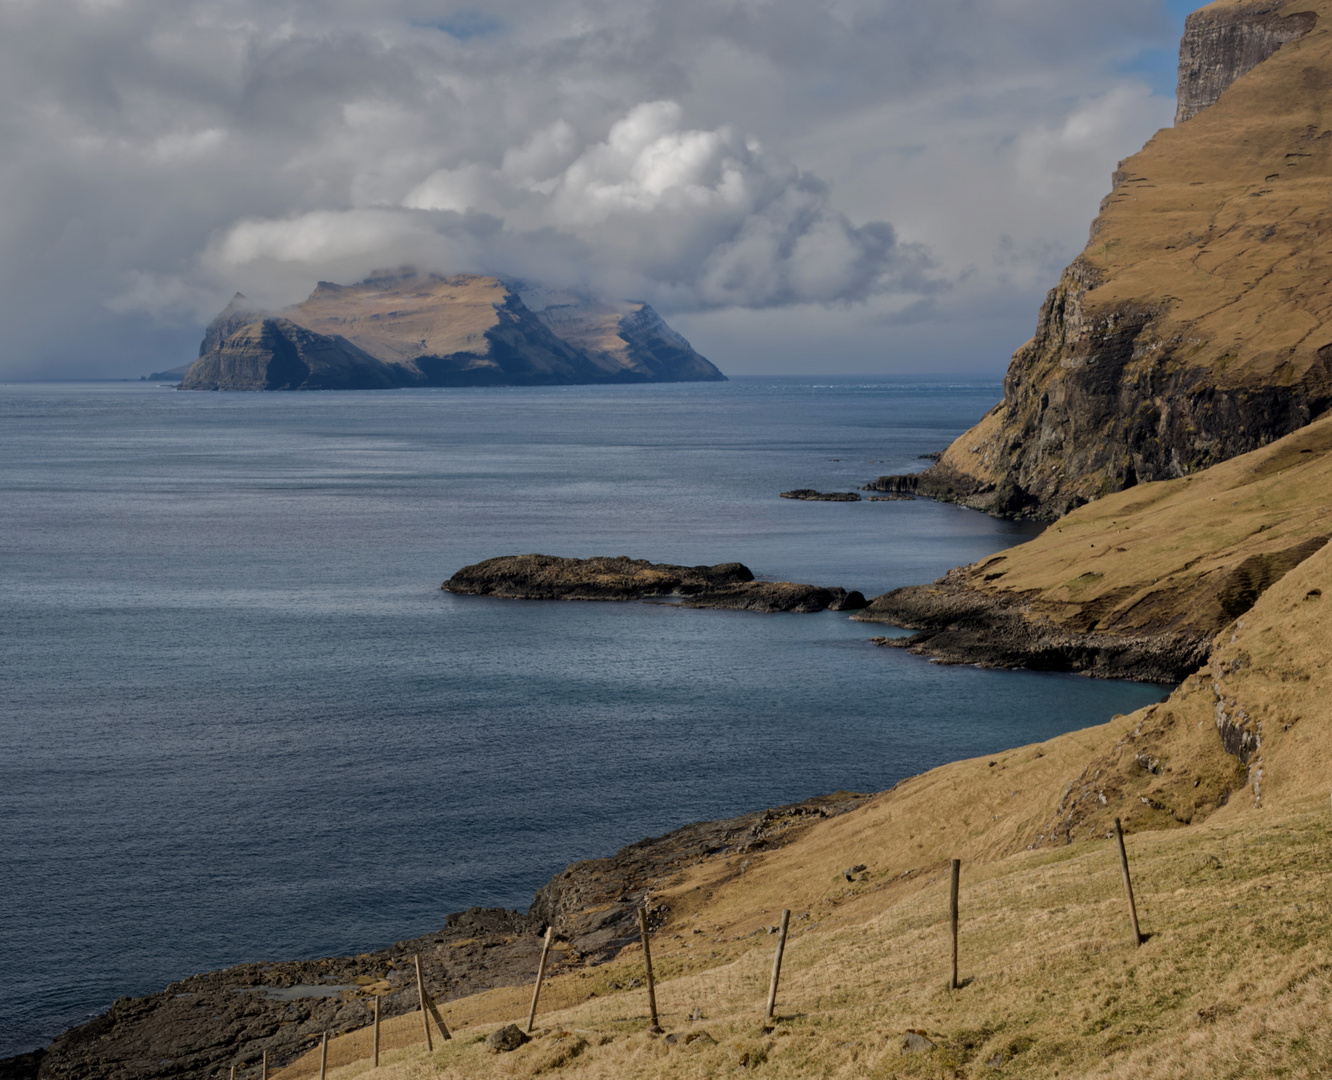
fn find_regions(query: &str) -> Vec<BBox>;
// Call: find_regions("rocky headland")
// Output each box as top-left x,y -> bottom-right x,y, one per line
872,0 -> 1332,520
856,412 -> 1332,680
442,555 -> 867,612
178,272 -> 724,391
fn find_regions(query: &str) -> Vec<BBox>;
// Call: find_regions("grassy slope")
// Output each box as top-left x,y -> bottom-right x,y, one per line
275,520 -> 1332,1079
1083,0 -> 1332,388
895,411 -> 1332,645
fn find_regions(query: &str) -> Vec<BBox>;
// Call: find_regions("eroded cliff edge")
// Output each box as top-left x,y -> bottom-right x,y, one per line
877,0 -> 1331,519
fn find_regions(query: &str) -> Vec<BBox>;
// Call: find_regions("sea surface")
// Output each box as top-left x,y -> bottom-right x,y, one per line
0,378 -> 1169,1058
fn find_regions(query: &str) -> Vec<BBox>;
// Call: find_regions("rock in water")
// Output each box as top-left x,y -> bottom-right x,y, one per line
443,554 -> 867,612
871,0 -> 1332,519
179,272 -> 725,390
780,489 -> 862,502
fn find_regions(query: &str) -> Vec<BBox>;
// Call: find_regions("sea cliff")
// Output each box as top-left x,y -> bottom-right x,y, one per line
875,0 -> 1332,519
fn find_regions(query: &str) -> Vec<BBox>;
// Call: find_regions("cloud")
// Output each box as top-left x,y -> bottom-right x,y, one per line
0,0 -> 1181,377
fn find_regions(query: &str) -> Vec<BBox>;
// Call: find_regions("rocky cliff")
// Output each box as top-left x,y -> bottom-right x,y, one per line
1176,0 -> 1317,122
179,273 -> 725,391
880,0 -> 1331,519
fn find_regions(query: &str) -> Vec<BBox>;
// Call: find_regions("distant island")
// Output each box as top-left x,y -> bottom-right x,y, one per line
172,271 -> 725,390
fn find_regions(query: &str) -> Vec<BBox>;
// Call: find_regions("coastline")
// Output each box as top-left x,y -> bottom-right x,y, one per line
6,794 -> 868,1080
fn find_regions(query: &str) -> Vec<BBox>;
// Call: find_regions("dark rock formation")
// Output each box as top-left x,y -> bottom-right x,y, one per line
780,490 -> 862,502
443,555 -> 867,612
857,569 -> 1212,683
10,793 -> 867,1080
1176,3 -> 1316,123
680,582 -> 867,613
180,273 -> 724,391
855,531 -> 1329,682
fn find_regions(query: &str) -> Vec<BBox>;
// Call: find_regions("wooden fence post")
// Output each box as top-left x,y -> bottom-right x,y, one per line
422,983 -> 452,1042
527,926 -> 555,1033
638,906 -> 662,1032
414,954 -> 433,1052
260,1050 -> 268,1080
1114,818 -> 1143,947
319,1031 -> 328,1080
372,994 -> 380,1068
765,909 -> 791,1022
948,858 -> 961,989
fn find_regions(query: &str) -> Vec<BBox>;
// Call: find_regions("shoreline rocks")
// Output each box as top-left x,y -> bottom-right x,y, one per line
7,794 -> 867,1080
854,572 -> 1209,683
443,555 -> 867,612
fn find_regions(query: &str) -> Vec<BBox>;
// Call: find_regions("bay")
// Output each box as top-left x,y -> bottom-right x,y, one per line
0,378 -> 1166,1057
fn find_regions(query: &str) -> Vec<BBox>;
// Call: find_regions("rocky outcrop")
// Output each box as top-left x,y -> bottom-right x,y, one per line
885,0 -> 1332,520
12,793 -> 866,1080
858,567 -> 1214,683
780,489 -> 862,502
443,555 -> 867,612
1176,2 -> 1317,123
180,273 -> 724,391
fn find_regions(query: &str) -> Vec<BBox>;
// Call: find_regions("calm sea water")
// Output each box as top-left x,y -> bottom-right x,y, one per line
0,378 -> 1167,1057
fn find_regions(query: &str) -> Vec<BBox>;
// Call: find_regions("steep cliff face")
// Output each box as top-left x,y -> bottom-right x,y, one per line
180,273 -> 724,391
1176,1 -> 1317,122
888,0 -> 1332,519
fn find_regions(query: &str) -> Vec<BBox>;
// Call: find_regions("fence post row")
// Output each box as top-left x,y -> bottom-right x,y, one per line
294,829 -> 1160,1072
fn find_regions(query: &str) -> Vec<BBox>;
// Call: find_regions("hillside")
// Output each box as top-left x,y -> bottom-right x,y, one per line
178,273 -> 724,390
882,0 -> 1332,519
854,410 -> 1332,680
273,526 -> 1332,1079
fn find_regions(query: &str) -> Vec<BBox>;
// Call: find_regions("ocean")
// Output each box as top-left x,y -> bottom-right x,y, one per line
0,377 -> 1168,1058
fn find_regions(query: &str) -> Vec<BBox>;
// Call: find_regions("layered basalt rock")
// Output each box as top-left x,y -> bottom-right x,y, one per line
443,555 -> 867,612
877,0 -> 1332,520
1176,1 -> 1317,123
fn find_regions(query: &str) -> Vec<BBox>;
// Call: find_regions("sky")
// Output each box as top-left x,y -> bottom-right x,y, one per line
0,0 -> 1208,379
